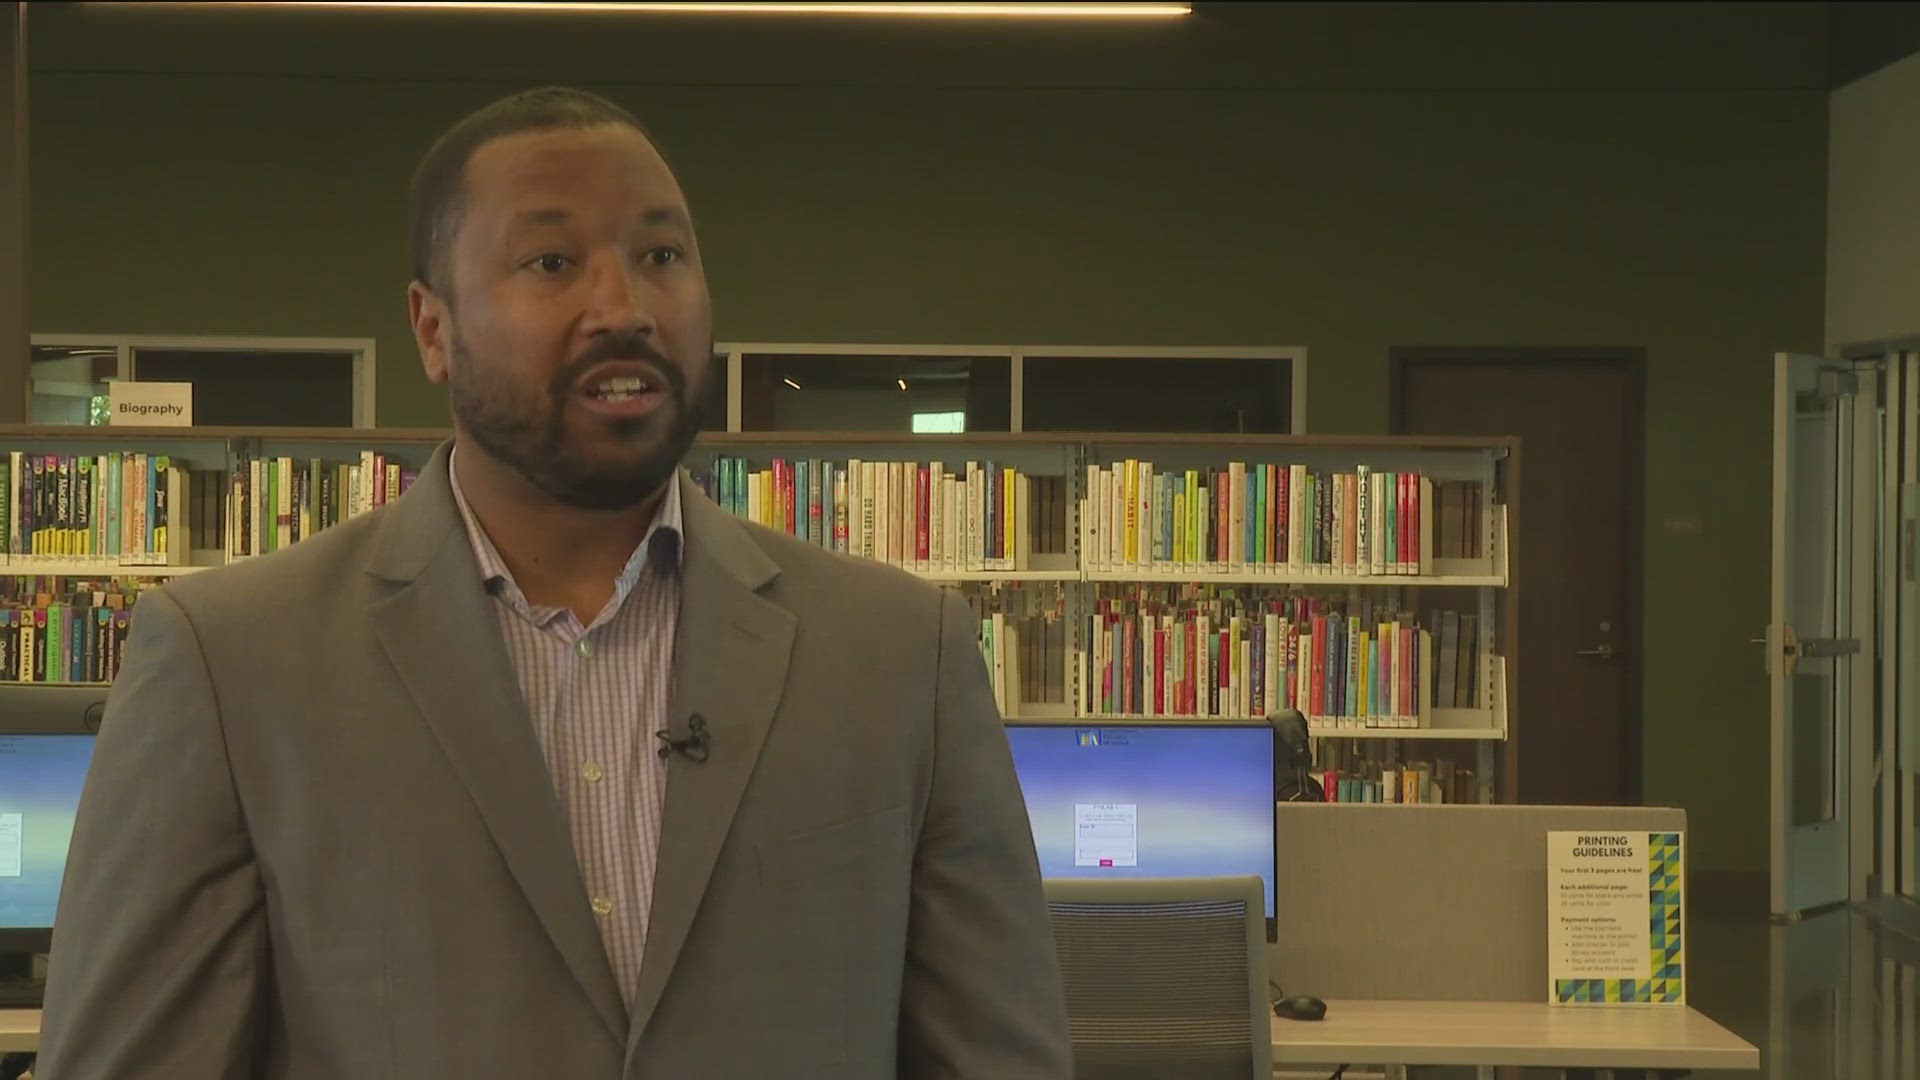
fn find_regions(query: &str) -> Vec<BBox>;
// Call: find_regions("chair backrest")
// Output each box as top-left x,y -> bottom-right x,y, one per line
1045,875 -> 1270,1080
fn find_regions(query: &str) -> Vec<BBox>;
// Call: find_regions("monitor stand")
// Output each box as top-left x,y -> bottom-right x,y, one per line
0,953 -> 42,1008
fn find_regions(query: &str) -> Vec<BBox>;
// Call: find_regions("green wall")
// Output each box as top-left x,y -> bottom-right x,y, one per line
25,11 -> 1829,879
1829,49 -> 1920,345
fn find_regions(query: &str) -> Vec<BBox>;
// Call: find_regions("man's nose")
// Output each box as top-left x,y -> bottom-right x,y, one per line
580,255 -> 657,337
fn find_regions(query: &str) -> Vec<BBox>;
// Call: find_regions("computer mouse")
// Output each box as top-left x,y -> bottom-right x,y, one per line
1274,994 -> 1327,1021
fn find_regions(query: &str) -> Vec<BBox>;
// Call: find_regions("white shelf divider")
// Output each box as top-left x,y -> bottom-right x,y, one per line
919,570 -> 1081,583
0,561 -> 206,577
1066,714 -> 1506,741
1083,569 -> 1504,587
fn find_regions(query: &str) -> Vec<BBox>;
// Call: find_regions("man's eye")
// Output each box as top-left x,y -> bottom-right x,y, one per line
526,253 -> 573,274
643,247 -> 684,268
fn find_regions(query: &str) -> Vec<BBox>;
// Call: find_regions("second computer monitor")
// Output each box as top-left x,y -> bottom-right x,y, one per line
1003,719 -> 1278,940
0,686 -> 105,961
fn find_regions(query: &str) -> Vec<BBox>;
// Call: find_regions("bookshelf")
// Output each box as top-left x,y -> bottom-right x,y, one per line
0,426 -> 444,692
690,430 -> 1518,802
0,426 -> 1518,802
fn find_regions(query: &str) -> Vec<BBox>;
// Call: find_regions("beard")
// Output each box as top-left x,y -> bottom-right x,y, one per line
447,331 -> 707,512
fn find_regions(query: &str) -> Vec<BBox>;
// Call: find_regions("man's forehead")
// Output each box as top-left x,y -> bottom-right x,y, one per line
463,124 -> 682,210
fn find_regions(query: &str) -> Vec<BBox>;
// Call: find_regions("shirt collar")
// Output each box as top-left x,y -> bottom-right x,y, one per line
449,445 -> 684,605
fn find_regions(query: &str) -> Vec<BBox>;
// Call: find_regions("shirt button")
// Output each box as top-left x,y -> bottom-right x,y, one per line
591,897 -> 613,917
577,639 -> 593,659
582,761 -> 604,783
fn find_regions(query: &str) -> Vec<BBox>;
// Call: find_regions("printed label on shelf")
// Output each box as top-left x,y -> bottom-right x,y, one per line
108,381 -> 194,426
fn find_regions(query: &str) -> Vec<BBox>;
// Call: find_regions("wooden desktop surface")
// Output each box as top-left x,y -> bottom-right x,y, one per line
0,1008 -> 38,1053
1272,999 -> 1760,1070
8,1001 -> 1759,1070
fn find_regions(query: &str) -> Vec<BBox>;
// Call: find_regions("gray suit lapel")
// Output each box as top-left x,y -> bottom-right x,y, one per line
364,443 -> 628,1041
629,474 -> 795,1044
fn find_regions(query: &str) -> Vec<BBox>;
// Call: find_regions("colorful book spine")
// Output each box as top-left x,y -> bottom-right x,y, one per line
916,464 -> 930,569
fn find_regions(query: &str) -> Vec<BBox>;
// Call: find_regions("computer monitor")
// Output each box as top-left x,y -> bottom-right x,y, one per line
1003,719 -> 1279,941
0,685 -> 106,974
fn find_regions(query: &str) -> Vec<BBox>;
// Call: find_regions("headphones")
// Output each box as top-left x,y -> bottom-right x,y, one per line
1269,708 -> 1324,803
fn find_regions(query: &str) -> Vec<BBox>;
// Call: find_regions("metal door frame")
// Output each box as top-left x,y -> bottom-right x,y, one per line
1845,336 -> 1920,905
1771,351 -> 1872,917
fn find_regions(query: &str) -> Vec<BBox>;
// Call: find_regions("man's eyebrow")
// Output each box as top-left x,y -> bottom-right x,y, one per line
507,208 -> 573,230
504,207 -> 689,230
642,206 -> 692,229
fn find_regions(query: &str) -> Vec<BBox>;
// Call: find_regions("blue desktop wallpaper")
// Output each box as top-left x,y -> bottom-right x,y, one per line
1005,724 -> 1276,917
0,734 -> 96,930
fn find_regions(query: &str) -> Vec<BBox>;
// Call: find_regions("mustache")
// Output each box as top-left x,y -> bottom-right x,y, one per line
555,333 -> 688,401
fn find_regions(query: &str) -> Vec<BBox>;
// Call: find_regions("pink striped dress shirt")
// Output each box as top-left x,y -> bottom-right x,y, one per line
449,449 -> 683,1022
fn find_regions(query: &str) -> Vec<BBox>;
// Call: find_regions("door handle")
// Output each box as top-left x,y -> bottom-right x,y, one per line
1577,644 -> 1614,660
1752,625 -> 1857,677
1796,637 -> 1860,659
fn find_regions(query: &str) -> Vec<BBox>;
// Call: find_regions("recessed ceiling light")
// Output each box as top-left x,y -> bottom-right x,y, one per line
123,2 -> 1192,17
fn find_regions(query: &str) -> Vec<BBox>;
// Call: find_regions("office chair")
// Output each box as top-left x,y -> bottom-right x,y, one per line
1044,875 -> 1271,1080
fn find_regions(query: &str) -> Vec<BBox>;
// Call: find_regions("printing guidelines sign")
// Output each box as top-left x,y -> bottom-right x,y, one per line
109,381 -> 193,426
1547,830 -> 1685,1005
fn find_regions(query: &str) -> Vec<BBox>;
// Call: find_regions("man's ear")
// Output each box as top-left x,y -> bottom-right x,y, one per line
409,280 -> 453,386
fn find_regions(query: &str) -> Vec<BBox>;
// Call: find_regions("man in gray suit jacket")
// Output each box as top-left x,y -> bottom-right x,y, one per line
36,87 -> 1072,1078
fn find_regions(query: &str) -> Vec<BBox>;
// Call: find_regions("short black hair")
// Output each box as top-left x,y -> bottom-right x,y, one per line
409,86 -> 657,291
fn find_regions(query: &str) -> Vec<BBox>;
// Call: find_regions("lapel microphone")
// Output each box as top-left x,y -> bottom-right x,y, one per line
655,713 -> 711,763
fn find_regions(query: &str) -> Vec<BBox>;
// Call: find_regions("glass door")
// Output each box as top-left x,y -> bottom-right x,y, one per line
1770,352 -> 1862,916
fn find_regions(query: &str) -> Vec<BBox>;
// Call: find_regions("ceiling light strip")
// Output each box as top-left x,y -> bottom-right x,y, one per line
131,2 -> 1193,18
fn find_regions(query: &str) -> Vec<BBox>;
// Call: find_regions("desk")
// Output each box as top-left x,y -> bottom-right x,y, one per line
0,1009 -> 37,1053
1271,1000 -> 1759,1072
4,1002 -> 1761,1072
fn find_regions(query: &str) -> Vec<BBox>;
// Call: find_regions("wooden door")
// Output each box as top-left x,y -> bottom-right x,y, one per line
1393,348 -> 1643,806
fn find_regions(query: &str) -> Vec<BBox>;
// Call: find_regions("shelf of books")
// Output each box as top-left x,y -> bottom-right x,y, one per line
686,432 -> 1519,803
0,426 -> 445,686
692,439 -> 1082,578
0,426 -> 1517,801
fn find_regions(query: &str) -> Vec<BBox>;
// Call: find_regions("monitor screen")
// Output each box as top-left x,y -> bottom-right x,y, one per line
0,733 -> 96,932
1004,721 -> 1277,923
